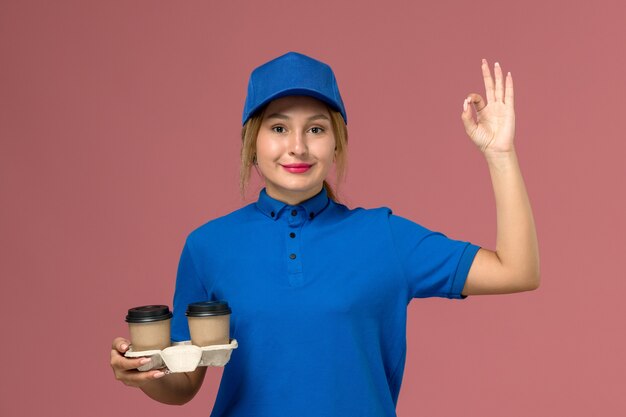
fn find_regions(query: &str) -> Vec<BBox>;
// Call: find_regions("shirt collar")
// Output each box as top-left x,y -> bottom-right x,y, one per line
256,187 -> 330,221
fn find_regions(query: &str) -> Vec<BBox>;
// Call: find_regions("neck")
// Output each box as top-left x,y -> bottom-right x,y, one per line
265,185 -> 324,205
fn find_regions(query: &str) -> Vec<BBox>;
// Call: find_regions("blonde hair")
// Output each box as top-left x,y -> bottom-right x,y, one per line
239,103 -> 348,202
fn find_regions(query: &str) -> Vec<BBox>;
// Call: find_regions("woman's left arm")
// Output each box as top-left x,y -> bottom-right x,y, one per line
460,59 -> 540,295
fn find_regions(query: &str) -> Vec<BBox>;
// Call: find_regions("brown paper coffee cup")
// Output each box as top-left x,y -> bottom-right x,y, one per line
186,301 -> 231,346
126,305 -> 172,351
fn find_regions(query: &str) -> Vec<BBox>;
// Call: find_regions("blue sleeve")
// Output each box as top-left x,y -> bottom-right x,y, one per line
388,213 -> 480,299
170,237 -> 208,342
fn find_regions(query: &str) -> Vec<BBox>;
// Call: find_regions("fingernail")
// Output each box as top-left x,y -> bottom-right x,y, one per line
495,62 -> 500,67
139,358 -> 151,365
154,371 -> 165,379
463,99 -> 468,112
120,344 -> 128,351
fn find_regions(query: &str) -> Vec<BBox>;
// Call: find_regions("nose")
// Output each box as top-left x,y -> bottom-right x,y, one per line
287,130 -> 308,157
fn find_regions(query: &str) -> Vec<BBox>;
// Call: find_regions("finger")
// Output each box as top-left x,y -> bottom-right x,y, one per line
126,369 -> 166,385
114,367 -> 166,387
123,357 -> 152,371
128,369 -> 166,383
505,71 -> 514,107
481,58 -> 495,103
111,350 -> 153,371
467,93 -> 487,113
112,337 -> 130,353
494,62 -> 504,102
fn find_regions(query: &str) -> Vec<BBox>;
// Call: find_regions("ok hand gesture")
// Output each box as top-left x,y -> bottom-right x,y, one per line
461,59 -> 515,156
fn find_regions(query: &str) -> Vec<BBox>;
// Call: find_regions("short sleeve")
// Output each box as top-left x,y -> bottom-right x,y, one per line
170,237 -> 208,342
388,213 -> 480,299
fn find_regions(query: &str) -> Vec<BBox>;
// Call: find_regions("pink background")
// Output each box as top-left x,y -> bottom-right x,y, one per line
1,0 -> 625,415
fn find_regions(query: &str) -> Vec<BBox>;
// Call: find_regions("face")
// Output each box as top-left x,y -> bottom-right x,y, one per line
255,95 -> 336,205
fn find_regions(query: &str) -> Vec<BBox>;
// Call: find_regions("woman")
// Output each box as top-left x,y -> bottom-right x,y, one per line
111,51 -> 539,416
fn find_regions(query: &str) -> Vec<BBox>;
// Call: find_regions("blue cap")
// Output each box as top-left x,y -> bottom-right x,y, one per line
242,51 -> 347,125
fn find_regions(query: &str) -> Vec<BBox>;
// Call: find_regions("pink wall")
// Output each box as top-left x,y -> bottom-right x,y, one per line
1,0 -> 625,415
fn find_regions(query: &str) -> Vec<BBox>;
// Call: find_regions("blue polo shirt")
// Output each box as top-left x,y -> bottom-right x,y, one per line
171,187 -> 480,417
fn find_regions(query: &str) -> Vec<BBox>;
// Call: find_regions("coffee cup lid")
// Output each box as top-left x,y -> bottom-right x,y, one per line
186,300 -> 232,317
126,305 -> 173,323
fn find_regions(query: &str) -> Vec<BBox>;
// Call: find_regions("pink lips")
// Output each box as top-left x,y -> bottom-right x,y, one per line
281,163 -> 312,173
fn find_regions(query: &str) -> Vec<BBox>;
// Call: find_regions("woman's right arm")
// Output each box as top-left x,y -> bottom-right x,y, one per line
110,337 -> 208,405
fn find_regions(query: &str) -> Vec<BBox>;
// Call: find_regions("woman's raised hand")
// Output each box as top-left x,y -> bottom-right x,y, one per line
461,59 -> 515,156
110,337 -> 165,388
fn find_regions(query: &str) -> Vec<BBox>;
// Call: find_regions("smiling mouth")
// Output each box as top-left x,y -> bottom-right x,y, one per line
281,163 -> 312,173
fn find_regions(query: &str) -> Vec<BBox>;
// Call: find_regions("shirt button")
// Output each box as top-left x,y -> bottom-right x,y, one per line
289,253 -> 297,260
289,232 -> 296,238
270,211 -> 275,217
309,212 -> 315,219
291,210 -> 298,216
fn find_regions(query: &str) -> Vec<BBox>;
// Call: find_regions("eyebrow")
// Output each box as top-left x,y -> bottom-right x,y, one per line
265,113 -> 330,122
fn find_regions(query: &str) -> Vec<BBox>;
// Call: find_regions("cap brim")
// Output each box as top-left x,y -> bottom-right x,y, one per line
244,88 -> 343,124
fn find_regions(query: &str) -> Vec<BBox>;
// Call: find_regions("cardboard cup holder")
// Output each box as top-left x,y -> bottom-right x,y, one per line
125,339 -> 238,373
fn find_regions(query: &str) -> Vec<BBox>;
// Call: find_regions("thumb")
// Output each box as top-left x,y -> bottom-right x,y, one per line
112,337 -> 131,353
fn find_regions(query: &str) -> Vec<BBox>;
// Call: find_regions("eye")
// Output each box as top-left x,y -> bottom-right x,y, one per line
310,127 -> 324,134
271,126 -> 286,133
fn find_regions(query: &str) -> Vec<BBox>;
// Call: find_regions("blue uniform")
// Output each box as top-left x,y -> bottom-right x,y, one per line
171,187 -> 480,417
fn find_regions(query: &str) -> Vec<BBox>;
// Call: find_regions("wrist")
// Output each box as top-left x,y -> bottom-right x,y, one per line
484,149 -> 519,172
484,147 -> 517,161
